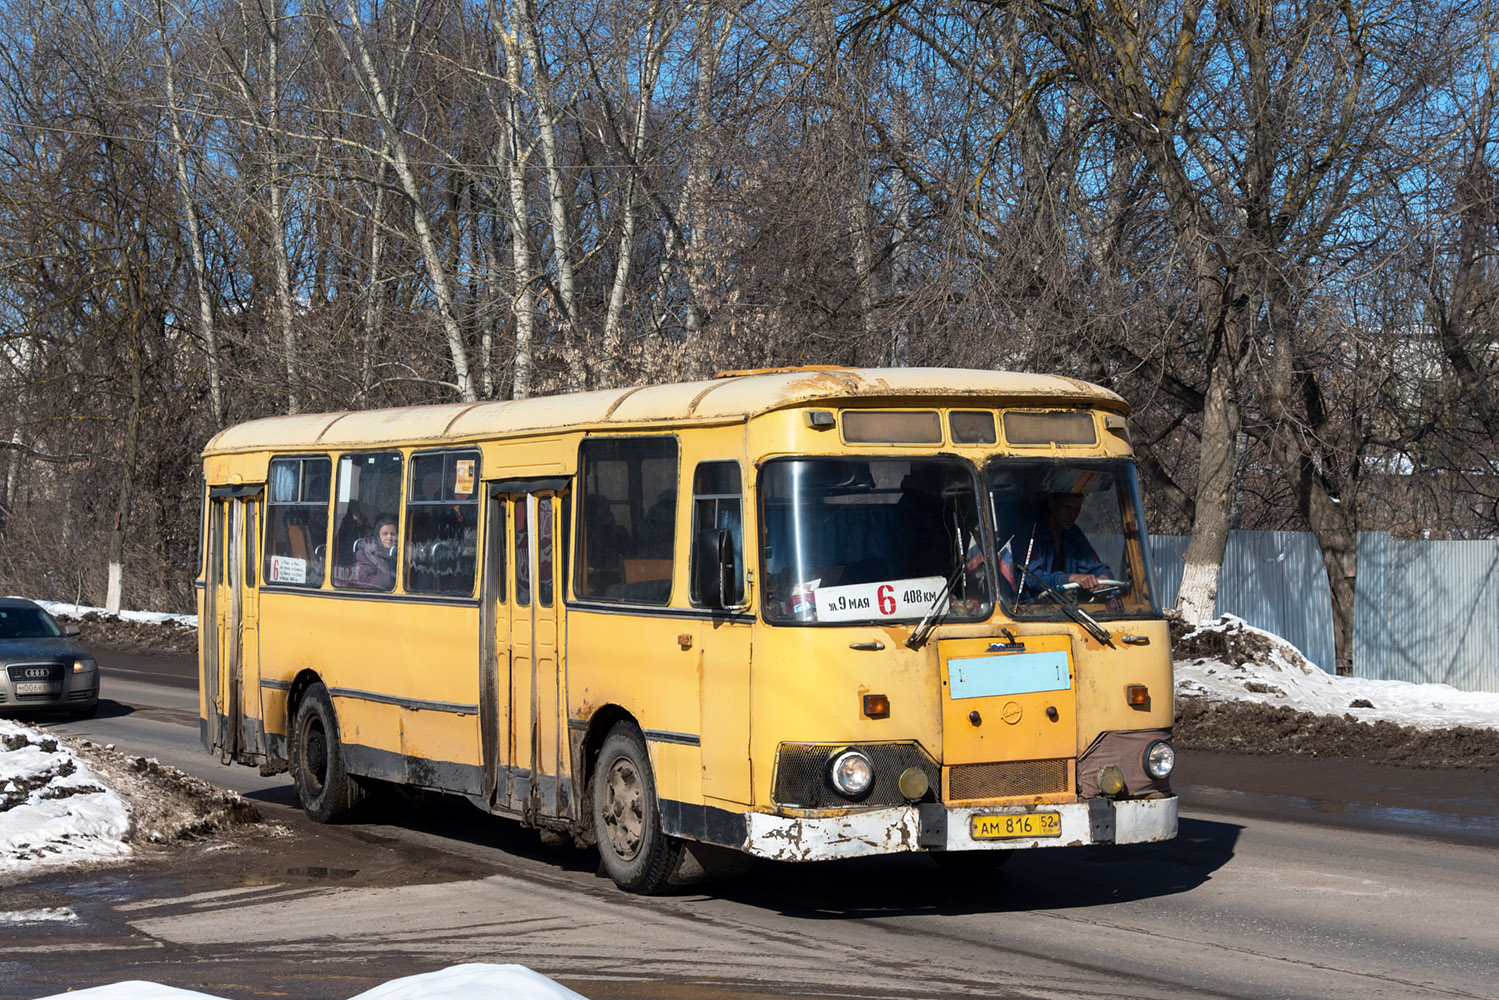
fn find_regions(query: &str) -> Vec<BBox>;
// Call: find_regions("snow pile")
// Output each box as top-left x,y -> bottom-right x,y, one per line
37,600 -> 195,630
1174,615 -> 1499,732
32,964 -> 588,1000
1,718 -> 131,873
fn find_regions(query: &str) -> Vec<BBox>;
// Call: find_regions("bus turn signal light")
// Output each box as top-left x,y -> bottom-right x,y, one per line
863,694 -> 890,719
1126,685 -> 1150,709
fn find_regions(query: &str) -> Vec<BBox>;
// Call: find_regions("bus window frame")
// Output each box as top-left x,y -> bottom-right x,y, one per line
262,453 -> 334,590
573,434 -> 681,608
404,446 -> 482,599
689,460 -> 746,609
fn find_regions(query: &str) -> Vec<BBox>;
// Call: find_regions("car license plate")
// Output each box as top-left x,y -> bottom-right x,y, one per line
970,812 -> 1061,840
14,681 -> 60,695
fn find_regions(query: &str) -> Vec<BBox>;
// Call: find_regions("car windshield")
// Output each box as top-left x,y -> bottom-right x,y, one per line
0,606 -> 62,639
986,458 -> 1159,619
760,457 -> 991,625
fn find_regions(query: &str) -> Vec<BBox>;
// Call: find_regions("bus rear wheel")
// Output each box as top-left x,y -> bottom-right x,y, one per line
592,722 -> 682,894
291,682 -> 364,823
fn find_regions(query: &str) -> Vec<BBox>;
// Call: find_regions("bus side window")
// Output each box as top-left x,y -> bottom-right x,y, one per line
405,450 -> 480,596
331,451 -> 403,592
690,461 -> 743,607
263,457 -> 331,588
576,437 -> 677,605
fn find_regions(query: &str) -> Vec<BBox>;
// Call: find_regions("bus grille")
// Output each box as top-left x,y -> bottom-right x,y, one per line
947,759 -> 1069,801
772,742 -> 940,809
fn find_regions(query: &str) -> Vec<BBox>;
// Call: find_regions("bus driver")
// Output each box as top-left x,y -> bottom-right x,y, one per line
1023,492 -> 1112,595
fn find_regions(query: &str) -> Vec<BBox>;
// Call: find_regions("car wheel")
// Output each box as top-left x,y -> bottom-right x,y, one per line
592,722 -> 682,894
69,702 -> 98,719
290,682 -> 364,823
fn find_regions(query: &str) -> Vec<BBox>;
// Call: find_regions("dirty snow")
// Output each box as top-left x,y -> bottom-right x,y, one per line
1,719 -> 131,874
29,964 -> 588,1000
1174,615 -> 1499,732
34,599 -> 195,631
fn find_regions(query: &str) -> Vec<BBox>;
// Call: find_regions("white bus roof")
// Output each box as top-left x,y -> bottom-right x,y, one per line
202,366 -> 1127,456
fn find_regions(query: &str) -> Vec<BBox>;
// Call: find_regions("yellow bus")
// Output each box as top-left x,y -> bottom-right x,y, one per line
198,367 -> 1176,892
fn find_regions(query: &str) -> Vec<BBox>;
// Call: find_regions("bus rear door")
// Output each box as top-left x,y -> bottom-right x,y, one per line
204,486 -> 263,762
483,483 -> 570,824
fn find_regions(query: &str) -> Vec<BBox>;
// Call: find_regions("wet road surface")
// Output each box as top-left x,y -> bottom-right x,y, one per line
1,653 -> 1496,1000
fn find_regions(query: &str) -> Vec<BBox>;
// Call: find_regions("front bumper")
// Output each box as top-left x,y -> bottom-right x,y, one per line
742,795 -> 1177,862
0,664 -> 98,712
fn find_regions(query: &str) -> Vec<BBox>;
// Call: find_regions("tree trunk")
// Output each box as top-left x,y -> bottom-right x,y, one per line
106,345 -> 143,615
1175,326 -> 1243,622
328,0 -> 476,401
158,0 -> 224,428
515,0 -> 584,389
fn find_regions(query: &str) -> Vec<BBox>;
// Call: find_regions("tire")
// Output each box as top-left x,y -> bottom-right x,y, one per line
592,722 -> 682,894
69,702 -> 99,719
930,850 -> 1014,876
290,682 -> 364,823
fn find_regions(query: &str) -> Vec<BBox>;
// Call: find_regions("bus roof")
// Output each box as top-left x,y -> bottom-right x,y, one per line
202,367 -> 1127,456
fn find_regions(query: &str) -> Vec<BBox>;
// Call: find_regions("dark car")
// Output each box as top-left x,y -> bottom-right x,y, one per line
0,597 -> 98,718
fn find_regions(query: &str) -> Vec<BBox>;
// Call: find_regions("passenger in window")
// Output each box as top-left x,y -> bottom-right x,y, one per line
350,514 -> 397,590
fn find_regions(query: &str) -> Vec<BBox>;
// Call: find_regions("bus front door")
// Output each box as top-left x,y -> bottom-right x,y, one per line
483,488 -> 569,824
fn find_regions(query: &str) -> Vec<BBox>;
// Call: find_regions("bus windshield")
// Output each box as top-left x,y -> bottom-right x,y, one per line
987,458 -> 1159,619
760,457 -> 991,625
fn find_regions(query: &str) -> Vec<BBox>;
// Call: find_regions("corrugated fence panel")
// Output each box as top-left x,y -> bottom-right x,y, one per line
1354,533 -> 1499,693
1148,534 -> 1188,609
1150,531 -> 1336,675
1219,531 -> 1337,674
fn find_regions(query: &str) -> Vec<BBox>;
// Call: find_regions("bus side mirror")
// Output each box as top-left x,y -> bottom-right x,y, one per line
694,529 -> 738,609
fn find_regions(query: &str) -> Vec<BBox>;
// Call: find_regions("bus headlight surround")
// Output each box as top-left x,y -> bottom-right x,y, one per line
1144,740 -> 1175,780
828,749 -> 876,800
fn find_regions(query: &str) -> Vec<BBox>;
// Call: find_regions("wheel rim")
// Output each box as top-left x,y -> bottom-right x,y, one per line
602,755 -> 644,861
303,717 -> 328,796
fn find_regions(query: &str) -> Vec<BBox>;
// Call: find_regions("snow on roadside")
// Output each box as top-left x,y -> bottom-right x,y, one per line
30,963 -> 589,1000
36,600 -> 195,630
1174,615 -> 1499,732
1,718 -> 131,874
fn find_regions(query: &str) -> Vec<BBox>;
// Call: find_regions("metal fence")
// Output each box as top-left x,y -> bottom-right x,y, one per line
1150,531 -> 1337,674
1354,533 -> 1499,693
1150,530 -> 1499,694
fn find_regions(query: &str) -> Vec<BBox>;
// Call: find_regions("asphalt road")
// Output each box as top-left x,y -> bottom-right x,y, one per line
3,654 -> 1497,1000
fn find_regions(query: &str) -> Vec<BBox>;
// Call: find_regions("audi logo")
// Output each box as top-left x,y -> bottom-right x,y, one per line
22,667 -> 50,678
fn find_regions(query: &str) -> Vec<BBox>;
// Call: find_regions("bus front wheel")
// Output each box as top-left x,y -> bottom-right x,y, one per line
592,722 -> 682,894
291,682 -> 364,823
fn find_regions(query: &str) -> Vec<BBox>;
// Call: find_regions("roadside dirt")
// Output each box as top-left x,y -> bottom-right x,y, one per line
1166,614 -> 1499,770
73,610 -> 198,657
1172,698 -> 1499,769
71,740 -> 265,842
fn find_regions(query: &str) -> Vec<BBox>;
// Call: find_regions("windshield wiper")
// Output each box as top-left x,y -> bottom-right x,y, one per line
1013,562 -> 1116,648
906,562 -> 965,650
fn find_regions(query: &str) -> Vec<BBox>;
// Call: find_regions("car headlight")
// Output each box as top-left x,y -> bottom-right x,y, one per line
827,749 -> 875,800
1144,740 -> 1175,780
72,657 -> 97,674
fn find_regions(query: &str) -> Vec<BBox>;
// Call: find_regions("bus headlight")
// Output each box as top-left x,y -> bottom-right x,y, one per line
828,749 -> 875,800
1144,740 -> 1175,780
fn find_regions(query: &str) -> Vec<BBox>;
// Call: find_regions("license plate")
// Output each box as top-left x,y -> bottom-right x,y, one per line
970,812 -> 1061,840
14,681 -> 60,695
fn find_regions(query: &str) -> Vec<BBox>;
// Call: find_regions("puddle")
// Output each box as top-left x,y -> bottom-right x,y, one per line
1193,785 -> 1499,844
282,866 -> 359,879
